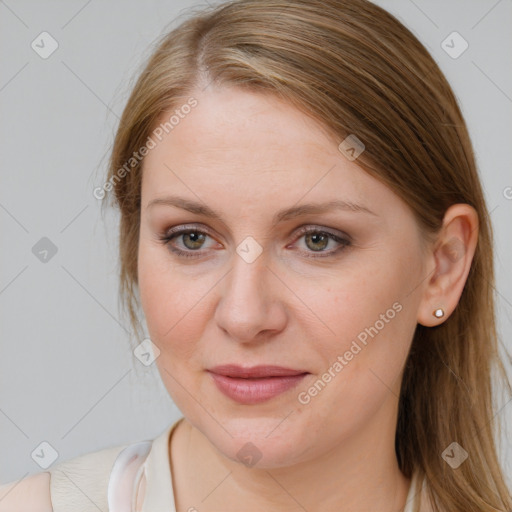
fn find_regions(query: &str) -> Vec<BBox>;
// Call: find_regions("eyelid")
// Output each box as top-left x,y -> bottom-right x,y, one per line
164,222 -> 216,236
291,224 -> 351,242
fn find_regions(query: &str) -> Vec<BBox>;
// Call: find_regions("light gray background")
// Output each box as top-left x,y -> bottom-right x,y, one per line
1,0 -> 511,489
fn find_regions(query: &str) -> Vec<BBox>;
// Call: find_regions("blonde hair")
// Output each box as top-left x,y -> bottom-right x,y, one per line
101,0 -> 512,509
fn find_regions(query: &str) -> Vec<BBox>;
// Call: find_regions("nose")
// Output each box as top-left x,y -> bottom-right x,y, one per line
214,252 -> 288,344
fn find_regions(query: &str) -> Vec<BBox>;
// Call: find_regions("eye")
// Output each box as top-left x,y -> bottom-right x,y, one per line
158,226 -> 218,259
290,226 -> 351,258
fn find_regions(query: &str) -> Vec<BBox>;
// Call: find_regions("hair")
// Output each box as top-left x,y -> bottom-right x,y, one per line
100,0 -> 512,510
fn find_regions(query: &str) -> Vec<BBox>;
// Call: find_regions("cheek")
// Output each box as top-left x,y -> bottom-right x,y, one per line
293,257 -> 407,341
291,265 -> 416,443
137,240 -> 215,366
292,248 -> 419,384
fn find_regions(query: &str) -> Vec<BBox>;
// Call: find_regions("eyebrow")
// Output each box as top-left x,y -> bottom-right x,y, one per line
146,195 -> 377,225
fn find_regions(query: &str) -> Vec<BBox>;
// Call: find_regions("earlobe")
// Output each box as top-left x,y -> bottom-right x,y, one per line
417,204 -> 478,327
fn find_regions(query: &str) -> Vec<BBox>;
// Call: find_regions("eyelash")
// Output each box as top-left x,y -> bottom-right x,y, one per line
157,225 -> 351,260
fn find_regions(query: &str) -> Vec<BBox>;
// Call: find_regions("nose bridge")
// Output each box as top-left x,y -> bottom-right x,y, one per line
225,245 -> 269,311
214,241 -> 286,340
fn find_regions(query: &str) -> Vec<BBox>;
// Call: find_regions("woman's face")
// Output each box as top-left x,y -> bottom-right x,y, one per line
138,85 -> 430,468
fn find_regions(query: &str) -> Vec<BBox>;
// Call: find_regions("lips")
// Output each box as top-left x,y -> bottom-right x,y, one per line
207,365 -> 309,404
209,364 -> 308,378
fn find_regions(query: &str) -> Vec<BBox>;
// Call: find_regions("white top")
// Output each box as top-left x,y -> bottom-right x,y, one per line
47,416 -> 423,511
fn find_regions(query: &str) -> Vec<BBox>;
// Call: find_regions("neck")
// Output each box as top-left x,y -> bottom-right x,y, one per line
170,402 -> 411,511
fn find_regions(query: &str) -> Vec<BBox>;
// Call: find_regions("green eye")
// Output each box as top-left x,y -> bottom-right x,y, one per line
291,226 -> 351,258
304,232 -> 330,251
181,232 -> 207,250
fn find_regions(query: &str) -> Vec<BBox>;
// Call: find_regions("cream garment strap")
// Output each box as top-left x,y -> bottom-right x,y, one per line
403,471 -> 426,512
107,441 -> 152,512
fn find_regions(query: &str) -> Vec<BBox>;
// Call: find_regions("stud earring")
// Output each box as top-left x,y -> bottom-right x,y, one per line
433,308 -> 445,318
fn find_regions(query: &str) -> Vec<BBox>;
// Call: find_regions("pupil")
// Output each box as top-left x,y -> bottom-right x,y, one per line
307,233 -> 328,251
184,232 -> 205,249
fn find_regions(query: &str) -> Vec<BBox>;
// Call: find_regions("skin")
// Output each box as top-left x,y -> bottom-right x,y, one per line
137,85 -> 478,511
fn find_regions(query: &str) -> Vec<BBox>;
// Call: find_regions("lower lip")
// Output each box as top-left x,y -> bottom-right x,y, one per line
208,372 -> 308,405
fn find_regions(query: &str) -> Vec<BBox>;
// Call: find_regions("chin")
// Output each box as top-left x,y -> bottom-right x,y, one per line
193,411 -> 316,469
223,435 -> 310,470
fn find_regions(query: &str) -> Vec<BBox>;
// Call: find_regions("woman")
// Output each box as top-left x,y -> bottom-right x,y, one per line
1,0 -> 510,510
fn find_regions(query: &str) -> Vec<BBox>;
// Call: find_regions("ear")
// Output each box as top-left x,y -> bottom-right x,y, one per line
417,203 -> 479,327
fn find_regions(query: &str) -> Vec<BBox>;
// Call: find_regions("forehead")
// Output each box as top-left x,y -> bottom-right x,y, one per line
146,87 -> 337,164
140,86 -> 396,216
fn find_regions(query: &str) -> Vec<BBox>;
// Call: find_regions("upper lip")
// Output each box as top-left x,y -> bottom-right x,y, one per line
208,365 -> 309,378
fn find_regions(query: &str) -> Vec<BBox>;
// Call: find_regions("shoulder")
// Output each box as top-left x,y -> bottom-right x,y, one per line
0,443 -> 129,512
49,442 -> 130,511
0,421 -> 180,512
0,472 -> 52,512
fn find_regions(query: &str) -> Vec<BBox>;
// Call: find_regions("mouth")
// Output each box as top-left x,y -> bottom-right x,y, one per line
207,365 -> 310,405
